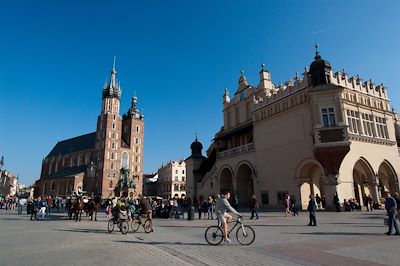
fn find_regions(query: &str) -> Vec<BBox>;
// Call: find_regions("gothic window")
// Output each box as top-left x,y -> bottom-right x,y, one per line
112,132 -> 115,139
121,152 -> 129,168
346,110 -> 362,134
361,113 -> 375,137
375,116 -> 388,139
136,126 -> 140,133
111,163 -> 114,170
321,107 -> 336,127
109,181 -> 113,189
111,142 -> 115,149
111,152 -> 114,160
112,122 -> 116,129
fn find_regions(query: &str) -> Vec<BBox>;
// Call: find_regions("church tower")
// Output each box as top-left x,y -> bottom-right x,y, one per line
95,57 -> 123,197
121,95 -> 145,197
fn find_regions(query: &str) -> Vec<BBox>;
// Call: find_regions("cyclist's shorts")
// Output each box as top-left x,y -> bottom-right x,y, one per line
216,212 -> 229,225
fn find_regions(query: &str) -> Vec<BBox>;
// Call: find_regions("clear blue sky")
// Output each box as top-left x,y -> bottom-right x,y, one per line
1,1 -> 399,186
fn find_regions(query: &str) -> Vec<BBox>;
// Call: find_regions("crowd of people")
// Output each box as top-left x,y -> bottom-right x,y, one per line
2,190 -> 399,237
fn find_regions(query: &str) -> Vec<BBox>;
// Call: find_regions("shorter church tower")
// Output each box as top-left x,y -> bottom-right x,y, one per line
121,96 -> 145,197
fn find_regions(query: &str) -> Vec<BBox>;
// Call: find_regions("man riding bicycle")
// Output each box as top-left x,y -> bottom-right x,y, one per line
139,196 -> 152,220
215,191 -> 241,244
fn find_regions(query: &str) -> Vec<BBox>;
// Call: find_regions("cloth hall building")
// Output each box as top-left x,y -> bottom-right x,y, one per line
35,61 -> 144,198
186,50 -> 400,210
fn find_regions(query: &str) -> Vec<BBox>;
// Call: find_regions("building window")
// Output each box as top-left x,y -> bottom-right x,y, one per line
321,107 -> 336,127
175,170 -> 178,174
111,142 -> 115,149
121,152 -> 129,168
175,176 -> 178,181
346,110 -> 362,134
136,126 -> 140,133
111,163 -> 114,170
112,122 -> 116,129
361,113 -> 375,137
261,191 -> 269,205
111,152 -> 114,160
182,170 -> 185,174
182,176 -> 185,181
112,132 -> 115,139
375,116 -> 388,139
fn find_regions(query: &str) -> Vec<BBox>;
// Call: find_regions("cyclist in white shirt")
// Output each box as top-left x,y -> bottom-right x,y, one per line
215,191 -> 241,243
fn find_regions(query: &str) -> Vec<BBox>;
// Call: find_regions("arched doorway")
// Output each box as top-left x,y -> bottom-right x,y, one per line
353,158 -> 375,204
378,161 -> 399,196
236,163 -> 254,207
219,167 -> 233,194
297,160 -> 325,209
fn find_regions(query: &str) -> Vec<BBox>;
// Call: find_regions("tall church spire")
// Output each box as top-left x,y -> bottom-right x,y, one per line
103,56 -> 121,99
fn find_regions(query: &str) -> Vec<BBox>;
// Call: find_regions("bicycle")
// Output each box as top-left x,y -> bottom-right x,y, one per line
107,211 -> 129,235
131,213 -> 153,233
204,216 -> 255,245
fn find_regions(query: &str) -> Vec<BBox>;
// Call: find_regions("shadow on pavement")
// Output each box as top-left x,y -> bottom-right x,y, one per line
284,232 -> 384,236
115,240 -> 209,246
53,228 -> 107,234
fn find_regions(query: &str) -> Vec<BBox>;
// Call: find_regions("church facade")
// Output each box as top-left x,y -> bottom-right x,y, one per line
186,49 -> 400,210
35,61 -> 144,199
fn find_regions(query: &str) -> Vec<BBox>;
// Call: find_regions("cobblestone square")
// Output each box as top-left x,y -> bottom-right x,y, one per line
1,209 -> 399,266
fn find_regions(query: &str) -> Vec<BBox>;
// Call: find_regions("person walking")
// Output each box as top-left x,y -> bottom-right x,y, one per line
383,191 -> 399,235
315,194 -> 321,209
207,196 -> 214,219
232,195 -> 239,210
290,195 -> 299,216
334,193 -> 341,212
250,195 -> 259,220
284,194 -> 291,217
307,194 -> 317,226
38,198 -> 47,219
30,199 -> 39,221
395,192 -> 400,223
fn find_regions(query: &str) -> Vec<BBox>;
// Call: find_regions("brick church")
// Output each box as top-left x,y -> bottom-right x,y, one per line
35,59 -> 144,199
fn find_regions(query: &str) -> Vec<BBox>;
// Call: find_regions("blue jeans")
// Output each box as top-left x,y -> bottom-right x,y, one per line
387,211 -> 399,234
18,205 -> 23,214
207,206 -> 214,219
250,209 -> 259,219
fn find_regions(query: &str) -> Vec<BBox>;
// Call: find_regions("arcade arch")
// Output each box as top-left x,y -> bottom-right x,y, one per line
219,167 -> 233,194
377,161 -> 398,196
235,162 -> 255,207
296,160 -> 325,209
352,158 -> 375,204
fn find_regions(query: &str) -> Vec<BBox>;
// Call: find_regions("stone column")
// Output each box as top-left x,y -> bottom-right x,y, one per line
370,175 -> 380,203
323,174 -> 339,211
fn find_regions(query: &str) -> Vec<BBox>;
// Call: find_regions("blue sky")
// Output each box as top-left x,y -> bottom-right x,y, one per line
1,1 -> 399,186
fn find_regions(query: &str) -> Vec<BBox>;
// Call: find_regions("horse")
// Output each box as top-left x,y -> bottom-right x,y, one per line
72,196 -> 85,221
85,196 -> 101,221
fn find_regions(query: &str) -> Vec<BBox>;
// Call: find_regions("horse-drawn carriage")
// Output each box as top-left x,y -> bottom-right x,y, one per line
66,194 -> 101,221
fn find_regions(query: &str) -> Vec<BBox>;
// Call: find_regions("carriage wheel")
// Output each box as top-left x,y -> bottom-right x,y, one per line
107,219 -> 115,233
120,221 -> 129,235
143,219 -> 153,233
131,219 -> 140,232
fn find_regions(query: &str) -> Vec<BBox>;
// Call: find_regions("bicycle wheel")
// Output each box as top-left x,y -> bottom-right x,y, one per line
143,219 -> 153,233
120,220 -> 129,235
236,225 -> 255,245
131,219 -> 140,232
107,219 -> 115,233
205,226 -> 223,245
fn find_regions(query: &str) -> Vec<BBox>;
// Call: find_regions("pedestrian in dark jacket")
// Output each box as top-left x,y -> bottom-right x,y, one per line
30,199 -> 38,221
250,195 -> 259,220
307,194 -> 317,226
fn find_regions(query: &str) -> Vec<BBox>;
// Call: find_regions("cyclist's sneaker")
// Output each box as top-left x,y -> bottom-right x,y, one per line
223,238 -> 231,244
